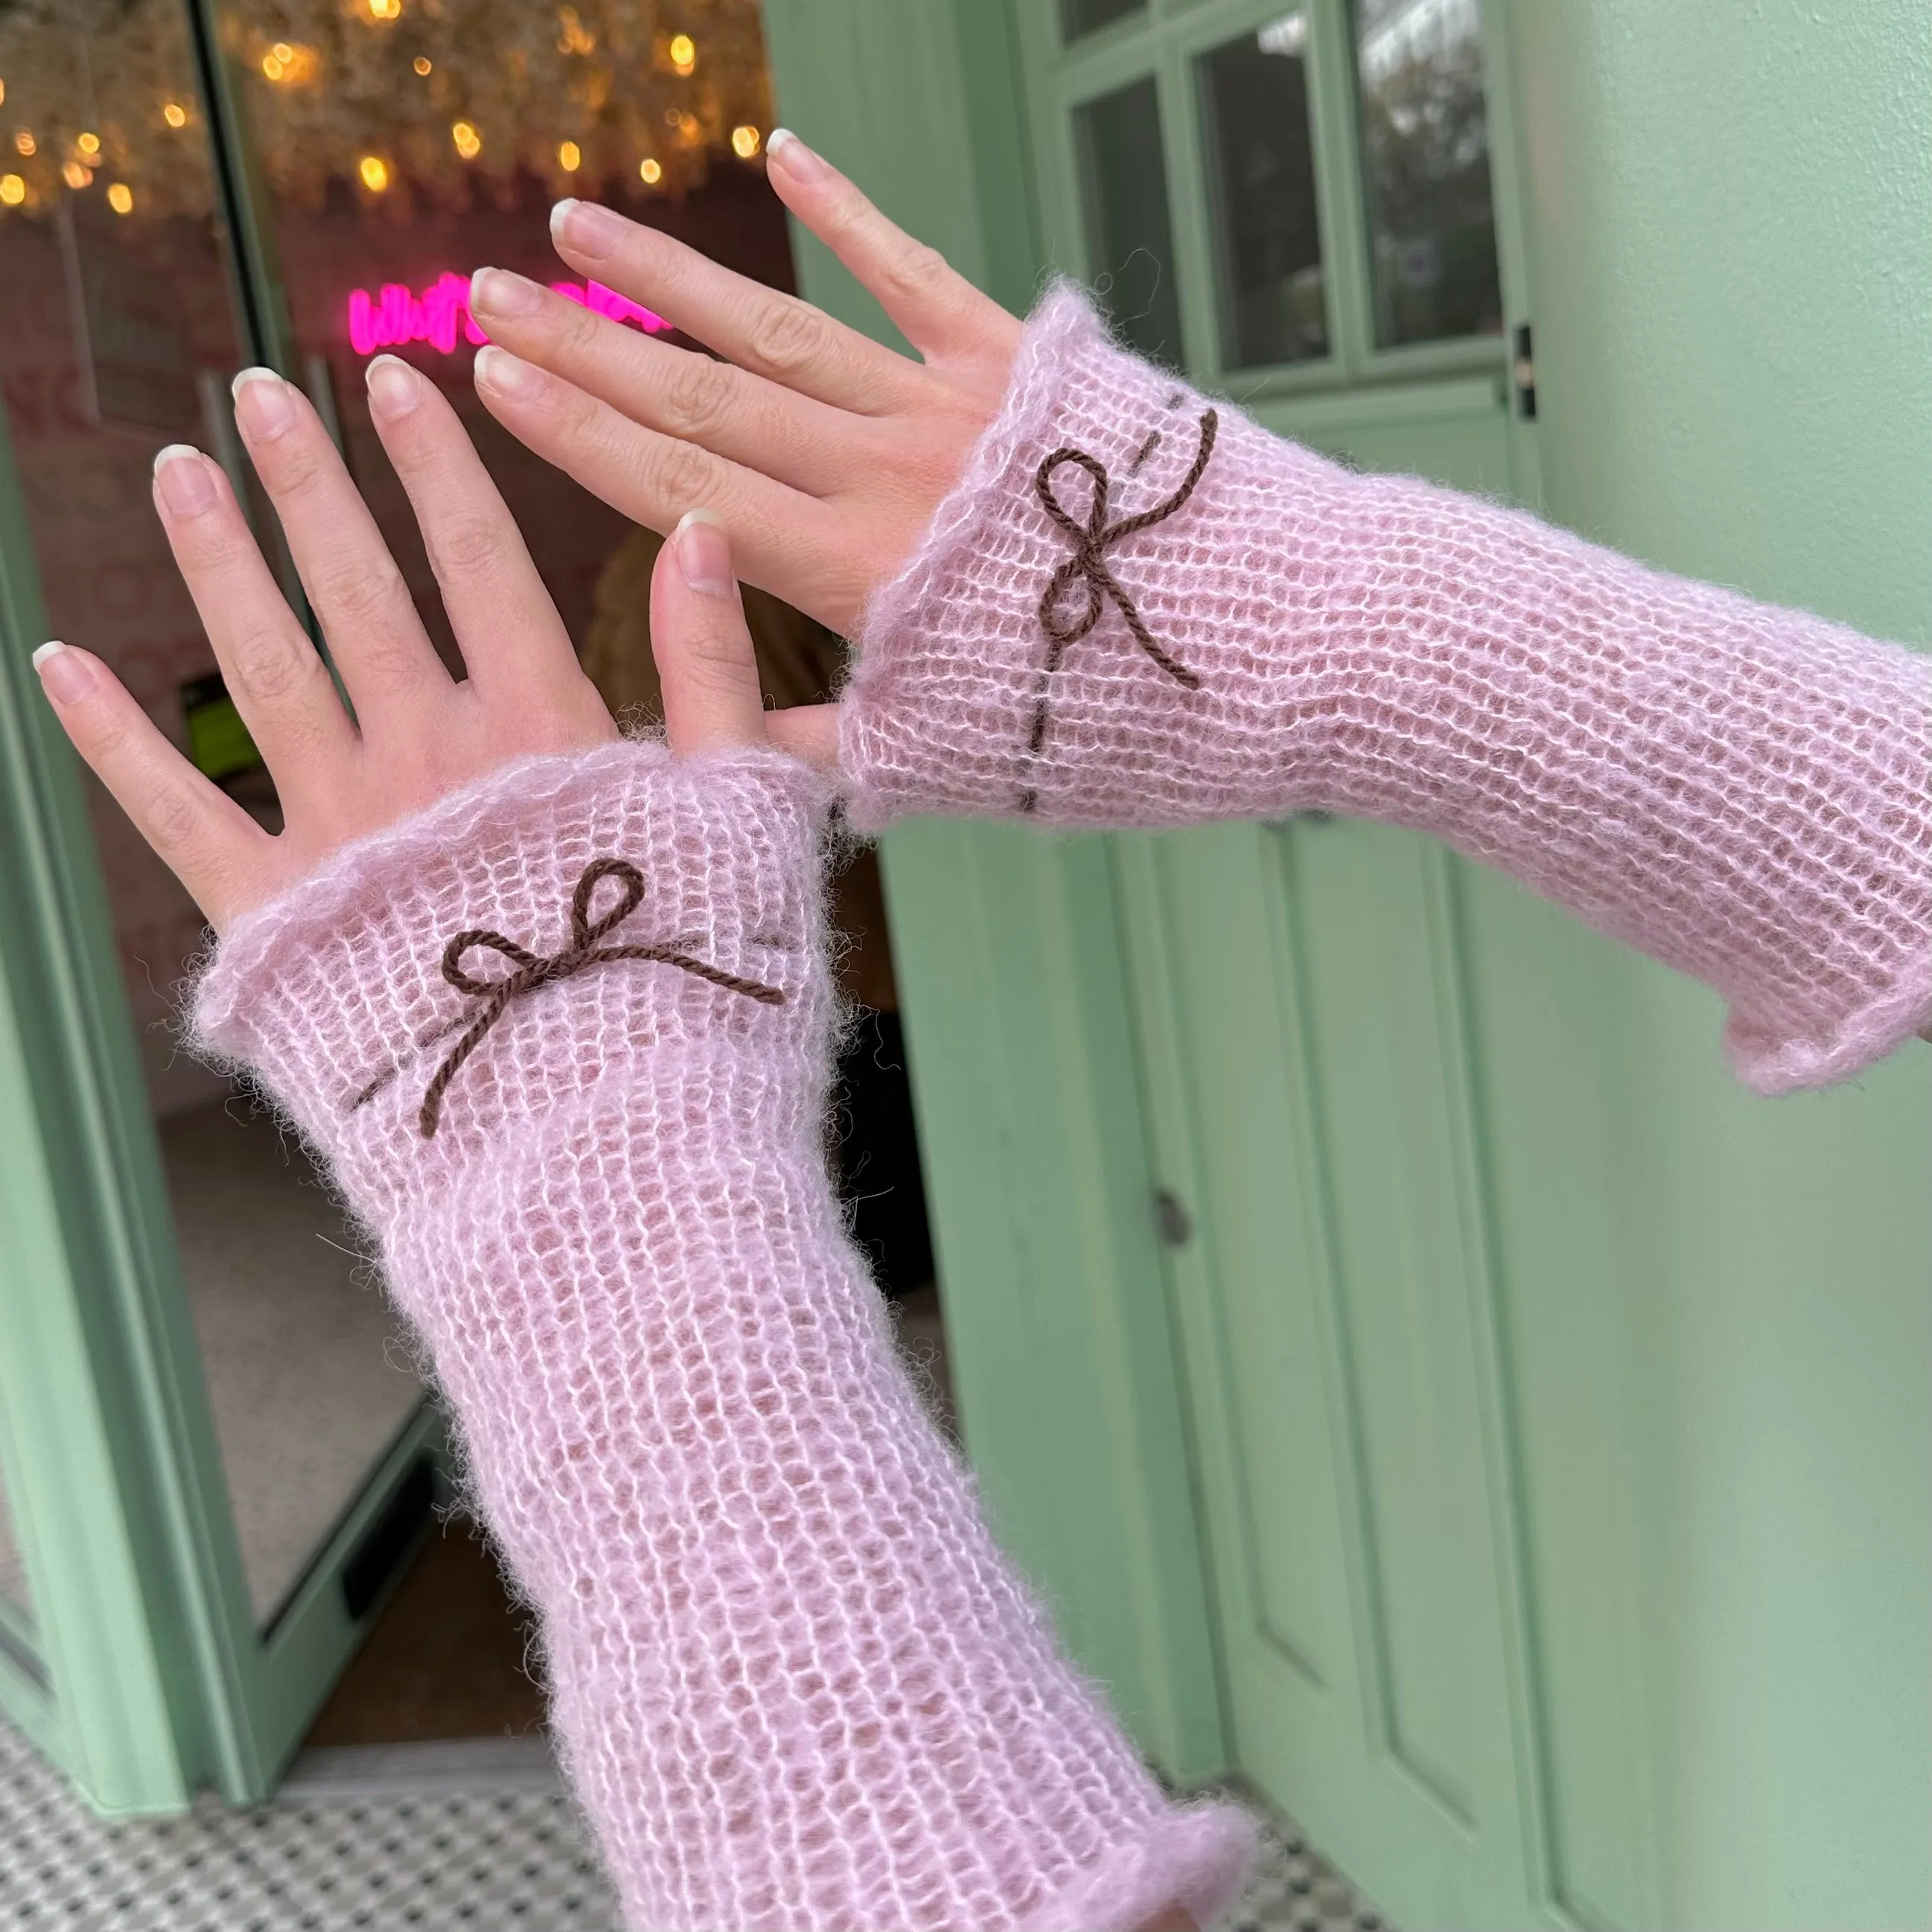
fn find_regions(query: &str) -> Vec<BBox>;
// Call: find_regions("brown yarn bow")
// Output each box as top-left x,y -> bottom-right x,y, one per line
417,856 -> 784,1139
1019,407 -> 1218,812
1032,406 -> 1219,718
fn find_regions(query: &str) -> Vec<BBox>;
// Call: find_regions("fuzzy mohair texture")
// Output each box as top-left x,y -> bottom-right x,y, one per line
843,284 -> 1932,1092
189,283 -> 1931,1932
193,738 -> 1254,1932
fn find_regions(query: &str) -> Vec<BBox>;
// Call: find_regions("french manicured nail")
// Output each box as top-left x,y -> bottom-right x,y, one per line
153,443 -> 217,517
765,128 -> 826,182
364,354 -> 423,419
232,366 -> 296,440
552,197 -> 627,259
469,266 -> 543,318
675,508 -> 735,598
474,343 -> 540,398
32,641 -> 94,705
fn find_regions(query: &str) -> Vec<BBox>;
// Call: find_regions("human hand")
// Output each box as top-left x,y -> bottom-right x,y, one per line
34,357 -> 773,935
465,128 -> 1023,774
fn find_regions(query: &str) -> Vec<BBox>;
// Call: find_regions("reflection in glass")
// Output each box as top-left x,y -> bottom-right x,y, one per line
1075,77 -> 1182,367
1198,15 -> 1329,369
1354,0 -> 1503,347
220,0 -> 779,672
1060,0 -> 1144,39
0,0 -> 423,1625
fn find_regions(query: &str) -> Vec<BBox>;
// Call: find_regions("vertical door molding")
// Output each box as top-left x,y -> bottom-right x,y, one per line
0,406 -> 260,1811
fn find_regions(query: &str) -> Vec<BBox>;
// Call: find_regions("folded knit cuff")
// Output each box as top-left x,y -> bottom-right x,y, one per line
840,282 -> 1155,831
1018,1802 -> 1258,1932
191,740 -> 833,1205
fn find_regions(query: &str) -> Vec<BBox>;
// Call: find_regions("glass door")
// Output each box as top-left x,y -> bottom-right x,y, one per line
0,0 -> 444,1811
1,0 -> 929,1813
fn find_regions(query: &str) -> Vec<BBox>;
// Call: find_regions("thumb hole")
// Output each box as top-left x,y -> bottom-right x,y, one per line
648,510 -> 770,754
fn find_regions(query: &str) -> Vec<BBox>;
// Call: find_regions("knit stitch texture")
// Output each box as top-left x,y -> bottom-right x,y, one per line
193,739 -> 1254,1932
843,285 -> 1932,1091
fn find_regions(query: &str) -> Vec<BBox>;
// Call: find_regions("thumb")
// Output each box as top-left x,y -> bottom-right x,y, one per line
649,509 -> 768,754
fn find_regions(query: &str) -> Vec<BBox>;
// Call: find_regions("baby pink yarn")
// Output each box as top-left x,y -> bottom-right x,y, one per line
843,285 -> 1932,1091
193,739 -> 1254,1932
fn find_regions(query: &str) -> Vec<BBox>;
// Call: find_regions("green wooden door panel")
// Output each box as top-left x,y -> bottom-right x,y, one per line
873,819 -> 1228,1778
1120,823 -> 1546,1932
1252,375 -> 1514,494
1444,867 -> 1668,1932
1286,826 -> 1508,1836
1117,827 -> 1355,1695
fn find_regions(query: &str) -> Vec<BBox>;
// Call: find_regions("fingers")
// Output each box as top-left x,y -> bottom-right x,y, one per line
150,444 -> 357,803
33,643 -> 273,931
360,355 -> 589,718
765,703 -> 841,775
472,348 -> 862,632
546,197 -> 922,415
764,130 -> 1021,368
229,368 -> 450,722
649,512 -> 767,755
467,269 -> 868,494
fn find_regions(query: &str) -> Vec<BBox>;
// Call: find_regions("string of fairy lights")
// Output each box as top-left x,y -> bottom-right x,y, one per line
0,0 -> 771,222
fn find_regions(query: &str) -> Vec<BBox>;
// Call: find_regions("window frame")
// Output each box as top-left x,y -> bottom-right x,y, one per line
1018,0 -> 1509,400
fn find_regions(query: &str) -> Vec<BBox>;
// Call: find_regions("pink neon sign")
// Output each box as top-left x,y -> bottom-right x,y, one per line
346,271 -> 669,357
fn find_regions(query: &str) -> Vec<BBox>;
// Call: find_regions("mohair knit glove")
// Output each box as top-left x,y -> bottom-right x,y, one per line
842,285 -> 1932,1093
192,739 -> 1254,1932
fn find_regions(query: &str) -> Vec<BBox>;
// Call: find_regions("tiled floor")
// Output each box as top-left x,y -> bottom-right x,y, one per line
0,1720 -> 1392,1931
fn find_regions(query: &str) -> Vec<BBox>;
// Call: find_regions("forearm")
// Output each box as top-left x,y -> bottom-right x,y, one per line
193,740 -> 1252,1932
842,286 -> 1932,1091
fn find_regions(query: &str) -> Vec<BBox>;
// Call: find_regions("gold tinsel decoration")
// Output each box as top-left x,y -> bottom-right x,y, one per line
0,0 -> 771,223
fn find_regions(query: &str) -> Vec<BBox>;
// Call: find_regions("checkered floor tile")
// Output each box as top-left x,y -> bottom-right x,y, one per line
0,1718 -> 1391,1930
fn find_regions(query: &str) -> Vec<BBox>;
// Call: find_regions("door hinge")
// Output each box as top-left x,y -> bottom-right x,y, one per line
1513,322 -> 1537,421
1152,1187 -> 1193,1248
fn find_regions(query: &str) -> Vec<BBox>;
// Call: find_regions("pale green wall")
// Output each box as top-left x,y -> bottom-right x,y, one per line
1503,4 -> 1931,1927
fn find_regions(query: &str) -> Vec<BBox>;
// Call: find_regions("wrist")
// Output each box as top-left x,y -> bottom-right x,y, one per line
191,739 -> 832,1211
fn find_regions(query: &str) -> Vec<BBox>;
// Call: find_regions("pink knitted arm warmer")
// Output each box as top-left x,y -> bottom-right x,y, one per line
192,739 -> 1253,1932
843,287 -> 1932,1092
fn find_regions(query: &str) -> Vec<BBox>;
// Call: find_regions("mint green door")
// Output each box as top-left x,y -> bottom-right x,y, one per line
766,3 -> 1928,1930
1027,4 -> 1597,1923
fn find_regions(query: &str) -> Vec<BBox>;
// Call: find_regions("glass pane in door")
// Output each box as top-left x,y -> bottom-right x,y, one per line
0,0 -> 421,1627
216,0 -> 782,675
1198,13 -> 1329,369
1353,0 -> 1504,346
1074,77 -> 1183,366
1060,0 -> 1145,39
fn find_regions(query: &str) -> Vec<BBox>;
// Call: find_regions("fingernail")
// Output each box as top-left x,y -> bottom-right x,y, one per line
765,128 -> 826,182
232,366 -> 296,440
469,265 -> 543,318
153,444 -> 217,517
365,354 -> 423,419
674,508 -> 734,598
32,640 -> 94,705
473,343 -> 540,398
552,197 -> 627,259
